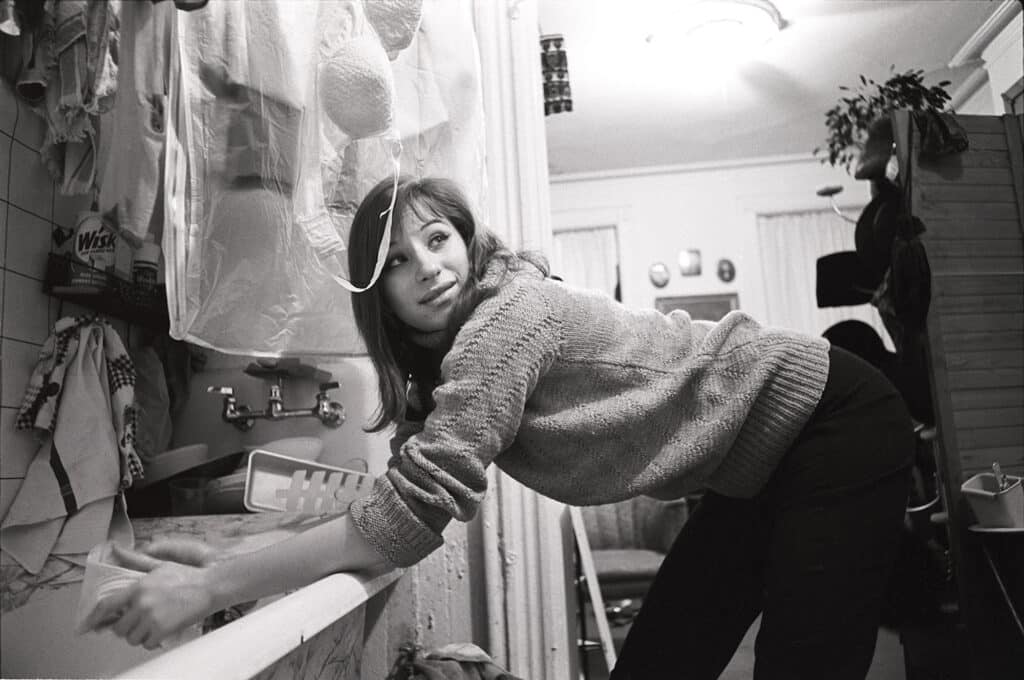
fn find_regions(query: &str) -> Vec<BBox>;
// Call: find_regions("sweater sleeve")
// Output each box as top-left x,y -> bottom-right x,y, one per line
349,280 -> 562,567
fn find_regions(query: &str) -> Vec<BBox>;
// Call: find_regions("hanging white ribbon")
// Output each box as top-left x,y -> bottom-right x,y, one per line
329,136 -> 402,294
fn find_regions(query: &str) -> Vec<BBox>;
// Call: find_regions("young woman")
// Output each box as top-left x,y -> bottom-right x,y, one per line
95,176 -> 914,679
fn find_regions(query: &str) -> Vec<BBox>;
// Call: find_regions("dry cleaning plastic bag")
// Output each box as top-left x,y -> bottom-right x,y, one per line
163,0 -> 486,356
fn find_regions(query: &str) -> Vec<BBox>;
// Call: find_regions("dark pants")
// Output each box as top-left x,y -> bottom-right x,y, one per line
611,347 -> 915,680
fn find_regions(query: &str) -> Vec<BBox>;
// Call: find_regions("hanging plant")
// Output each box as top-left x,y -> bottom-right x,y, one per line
815,66 -> 952,173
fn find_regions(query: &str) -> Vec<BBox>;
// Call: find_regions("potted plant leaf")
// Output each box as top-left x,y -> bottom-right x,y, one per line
815,66 -> 952,178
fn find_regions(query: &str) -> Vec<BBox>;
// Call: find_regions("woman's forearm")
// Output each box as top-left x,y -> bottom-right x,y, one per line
205,513 -> 392,612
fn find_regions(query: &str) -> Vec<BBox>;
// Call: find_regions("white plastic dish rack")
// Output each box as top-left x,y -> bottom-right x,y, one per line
243,449 -> 374,514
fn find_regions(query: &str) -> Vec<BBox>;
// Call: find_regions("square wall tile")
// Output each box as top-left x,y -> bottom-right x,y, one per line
0,132 -> 11,203
10,98 -> 46,150
1,201 -> 7,267
3,271 -> 50,344
0,407 -> 39,479
4,205 -> 52,280
9,140 -> 53,221
0,337 -> 41,408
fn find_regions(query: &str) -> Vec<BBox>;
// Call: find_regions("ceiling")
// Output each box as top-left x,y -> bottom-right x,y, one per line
539,0 -> 1004,176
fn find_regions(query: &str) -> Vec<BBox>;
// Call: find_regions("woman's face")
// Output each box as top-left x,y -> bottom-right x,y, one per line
382,206 -> 470,332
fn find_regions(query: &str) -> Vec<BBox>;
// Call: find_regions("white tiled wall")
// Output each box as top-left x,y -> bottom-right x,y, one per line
0,81 -> 112,519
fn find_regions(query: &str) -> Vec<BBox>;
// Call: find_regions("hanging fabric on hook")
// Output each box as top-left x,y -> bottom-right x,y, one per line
161,0 -> 487,356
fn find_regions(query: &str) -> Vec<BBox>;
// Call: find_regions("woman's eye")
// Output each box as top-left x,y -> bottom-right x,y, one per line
429,232 -> 450,248
386,254 -> 406,269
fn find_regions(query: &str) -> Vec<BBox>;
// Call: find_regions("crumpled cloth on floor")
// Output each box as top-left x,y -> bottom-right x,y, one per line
1,317 -> 139,574
386,643 -> 523,680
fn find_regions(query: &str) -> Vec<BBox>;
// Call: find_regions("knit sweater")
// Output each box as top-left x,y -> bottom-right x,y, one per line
349,264 -> 831,567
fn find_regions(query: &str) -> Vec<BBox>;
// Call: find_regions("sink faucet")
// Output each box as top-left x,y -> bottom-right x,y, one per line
207,380 -> 345,431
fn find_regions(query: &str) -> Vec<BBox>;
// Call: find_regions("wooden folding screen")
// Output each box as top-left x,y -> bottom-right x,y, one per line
893,111 -> 1024,678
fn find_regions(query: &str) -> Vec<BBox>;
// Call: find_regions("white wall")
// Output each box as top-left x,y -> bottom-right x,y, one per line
550,156 -> 869,325
958,10 -> 1022,114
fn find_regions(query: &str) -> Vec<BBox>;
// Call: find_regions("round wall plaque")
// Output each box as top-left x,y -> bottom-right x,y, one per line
649,262 -> 670,288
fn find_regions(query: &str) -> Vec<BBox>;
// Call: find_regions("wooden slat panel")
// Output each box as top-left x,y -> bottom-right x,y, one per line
932,274 -> 1024,296
961,132 -> 1009,151
956,426 -> 1024,449
947,368 -> 1024,390
926,239 -> 1023,257
929,256 -> 1024,274
919,149 -> 1010,170
917,201 -> 1018,221
939,314 -> 1023,334
951,388 -> 1024,411
961,446 -> 1023,484
916,165 -> 1015,186
960,447 -> 1024,477
923,219 -> 1021,240
919,184 -> 1017,203
1004,115 -> 1024,235
954,407 -> 1024,428
935,293 -> 1024,314
960,462 -> 1024,482
960,446 -> 1024,465
940,330 -> 1023,353
957,115 -> 1008,134
945,350 -> 1024,371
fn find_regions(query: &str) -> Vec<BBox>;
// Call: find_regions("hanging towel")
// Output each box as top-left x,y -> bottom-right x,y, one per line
2,318 -> 140,573
98,0 -> 173,246
24,0 -> 119,196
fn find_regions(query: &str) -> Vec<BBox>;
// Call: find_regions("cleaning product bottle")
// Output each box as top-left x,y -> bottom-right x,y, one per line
70,211 -> 118,291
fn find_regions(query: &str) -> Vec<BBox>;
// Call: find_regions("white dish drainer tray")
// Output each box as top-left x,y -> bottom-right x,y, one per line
243,449 -> 374,514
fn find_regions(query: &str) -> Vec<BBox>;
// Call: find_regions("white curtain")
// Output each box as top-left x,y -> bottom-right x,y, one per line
756,209 -> 893,349
550,226 -> 619,298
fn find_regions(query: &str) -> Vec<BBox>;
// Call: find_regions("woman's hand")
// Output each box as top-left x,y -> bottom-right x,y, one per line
83,543 -> 220,649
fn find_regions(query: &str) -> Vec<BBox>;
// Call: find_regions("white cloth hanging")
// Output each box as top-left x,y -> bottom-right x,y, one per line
2,317 -> 137,574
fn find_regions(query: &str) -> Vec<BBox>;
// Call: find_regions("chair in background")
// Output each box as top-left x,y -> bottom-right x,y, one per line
571,495 -> 692,677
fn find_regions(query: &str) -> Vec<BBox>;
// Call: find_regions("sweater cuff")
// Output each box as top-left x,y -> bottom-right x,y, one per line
709,335 -> 830,498
348,476 -> 443,568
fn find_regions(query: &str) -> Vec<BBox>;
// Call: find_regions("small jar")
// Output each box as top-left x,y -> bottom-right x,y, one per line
131,242 -> 161,294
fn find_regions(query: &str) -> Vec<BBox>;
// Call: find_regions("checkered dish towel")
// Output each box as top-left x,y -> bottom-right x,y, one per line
16,316 -> 143,488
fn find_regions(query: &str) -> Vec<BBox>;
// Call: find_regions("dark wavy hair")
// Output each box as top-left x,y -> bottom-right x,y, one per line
348,176 -> 548,432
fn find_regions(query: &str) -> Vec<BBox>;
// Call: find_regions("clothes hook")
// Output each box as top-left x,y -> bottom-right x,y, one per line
816,185 -> 856,225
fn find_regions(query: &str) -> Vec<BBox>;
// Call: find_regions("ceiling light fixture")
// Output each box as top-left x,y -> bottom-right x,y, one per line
665,0 -> 786,66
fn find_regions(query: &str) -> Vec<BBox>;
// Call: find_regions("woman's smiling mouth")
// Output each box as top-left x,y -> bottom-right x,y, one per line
420,281 -> 456,305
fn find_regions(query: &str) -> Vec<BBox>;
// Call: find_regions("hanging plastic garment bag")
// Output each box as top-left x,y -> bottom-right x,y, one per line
162,0 -> 487,357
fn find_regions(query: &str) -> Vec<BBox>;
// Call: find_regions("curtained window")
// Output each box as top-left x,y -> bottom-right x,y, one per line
756,208 -> 893,349
550,226 -> 620,299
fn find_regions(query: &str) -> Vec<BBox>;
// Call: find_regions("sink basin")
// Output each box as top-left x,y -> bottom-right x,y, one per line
239,436 -> 324,469
135,444 -> 211,488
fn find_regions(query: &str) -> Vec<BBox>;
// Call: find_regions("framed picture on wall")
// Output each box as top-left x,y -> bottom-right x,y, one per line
655,293 -> 739,321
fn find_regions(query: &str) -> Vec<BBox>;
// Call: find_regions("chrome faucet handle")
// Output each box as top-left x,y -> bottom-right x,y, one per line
321,401 -> 346,428
208,386 -> 235,397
